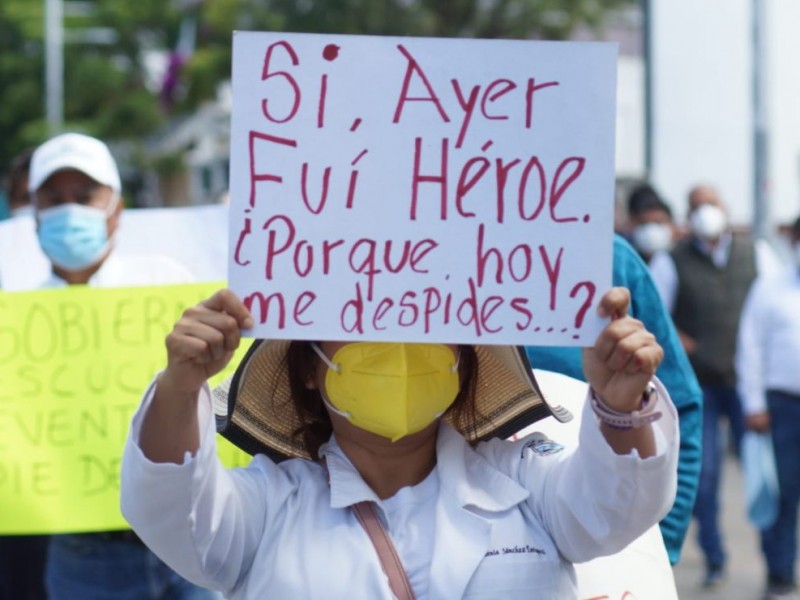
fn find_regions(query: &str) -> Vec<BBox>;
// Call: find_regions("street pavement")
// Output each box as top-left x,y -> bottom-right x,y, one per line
672,452 -> 796,599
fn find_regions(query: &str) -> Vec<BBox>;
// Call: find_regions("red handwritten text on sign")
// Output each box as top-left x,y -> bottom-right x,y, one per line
228,32 -> 617,345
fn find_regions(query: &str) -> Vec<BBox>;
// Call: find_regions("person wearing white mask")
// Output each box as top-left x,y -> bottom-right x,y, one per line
625,183 -> 676,264
649,184 -> 780,590
26,132 -> 221,600
735,215 -> 800,599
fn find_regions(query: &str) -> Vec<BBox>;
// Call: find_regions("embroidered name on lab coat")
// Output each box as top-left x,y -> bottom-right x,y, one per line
520,434 -> 564,458
484,545 -> 546,558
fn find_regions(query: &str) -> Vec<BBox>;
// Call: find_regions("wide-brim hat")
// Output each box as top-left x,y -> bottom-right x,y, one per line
213,340 -> 573,461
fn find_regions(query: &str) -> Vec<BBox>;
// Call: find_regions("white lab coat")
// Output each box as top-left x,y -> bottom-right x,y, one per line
526,370 -> 680,599
120,379 -> 678,599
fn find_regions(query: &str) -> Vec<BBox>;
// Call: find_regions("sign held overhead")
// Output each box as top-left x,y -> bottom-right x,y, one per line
228,32 -> 617,345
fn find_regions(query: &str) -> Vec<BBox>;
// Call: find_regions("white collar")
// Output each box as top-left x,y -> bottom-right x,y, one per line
319,424 -> 529,513
319,435 -> 382,509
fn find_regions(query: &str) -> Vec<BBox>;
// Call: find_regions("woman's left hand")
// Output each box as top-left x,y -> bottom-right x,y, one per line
582,287 -> 663,413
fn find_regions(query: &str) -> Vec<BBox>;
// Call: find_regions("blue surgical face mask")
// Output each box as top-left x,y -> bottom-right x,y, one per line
36,203 -> 113,271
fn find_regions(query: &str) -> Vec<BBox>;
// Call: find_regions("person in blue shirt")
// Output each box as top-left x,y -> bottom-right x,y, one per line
526,234 -> 702,565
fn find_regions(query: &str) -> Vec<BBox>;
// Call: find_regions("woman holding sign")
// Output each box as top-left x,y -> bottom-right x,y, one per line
121,286 -> 678,599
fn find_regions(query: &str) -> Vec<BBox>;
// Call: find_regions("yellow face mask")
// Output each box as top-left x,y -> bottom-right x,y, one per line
311,342 -> 460,442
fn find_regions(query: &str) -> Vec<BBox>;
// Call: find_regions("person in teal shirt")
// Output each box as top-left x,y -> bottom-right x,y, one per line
526,234 -> 702,565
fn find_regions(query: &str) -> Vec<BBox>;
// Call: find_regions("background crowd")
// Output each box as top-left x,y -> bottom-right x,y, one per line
2,1 -> 800,600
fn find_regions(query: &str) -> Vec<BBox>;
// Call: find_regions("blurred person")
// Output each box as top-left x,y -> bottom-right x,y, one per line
6,147 -> 35,218
0,145 -> 47,600
626,183 -> 676,263
29,133 -> 197,289
735,215 -> 800,599
27,132 -> 220,600
649,184 -> 781,588
527,234 -> 702,566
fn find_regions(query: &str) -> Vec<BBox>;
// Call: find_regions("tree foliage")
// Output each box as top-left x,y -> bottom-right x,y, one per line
0,0 -> 181,172
0,0 -> 633,176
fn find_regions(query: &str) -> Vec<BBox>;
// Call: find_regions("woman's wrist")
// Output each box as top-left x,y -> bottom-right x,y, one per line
156,368 -> 204,400
590,382 -> 661,430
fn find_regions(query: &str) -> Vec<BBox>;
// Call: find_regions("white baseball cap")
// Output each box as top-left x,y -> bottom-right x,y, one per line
28,132 -> 121,193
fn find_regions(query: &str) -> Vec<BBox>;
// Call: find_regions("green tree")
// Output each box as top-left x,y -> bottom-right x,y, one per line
0,1 -> 46,170
177,0 -> 633,113
413,0 -> 635,39
0,0 -> 181,174
0,0 -> 633,178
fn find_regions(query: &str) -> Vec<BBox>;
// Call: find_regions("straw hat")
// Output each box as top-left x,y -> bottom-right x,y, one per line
213,340 -> 573,461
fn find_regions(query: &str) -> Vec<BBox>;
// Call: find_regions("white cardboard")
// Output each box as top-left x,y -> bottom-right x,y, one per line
229,32 -> 617,345
0,204 -> 228,291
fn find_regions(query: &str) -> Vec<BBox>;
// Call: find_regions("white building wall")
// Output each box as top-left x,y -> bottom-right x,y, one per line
650,0 -> 754,227
767,0 -> 800,225
616,56 -> 646,179
646,0 -> 800,231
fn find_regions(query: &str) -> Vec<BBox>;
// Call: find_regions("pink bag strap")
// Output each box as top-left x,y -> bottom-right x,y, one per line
351,501 -> 416,600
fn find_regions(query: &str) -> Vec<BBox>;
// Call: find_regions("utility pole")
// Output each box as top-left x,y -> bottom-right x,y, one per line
45,0 -> 64,135
642,0 -> 653,178
752,0 -> 768,239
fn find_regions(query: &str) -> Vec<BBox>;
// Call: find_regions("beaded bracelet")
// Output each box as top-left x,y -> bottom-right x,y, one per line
590,382 -> 662,430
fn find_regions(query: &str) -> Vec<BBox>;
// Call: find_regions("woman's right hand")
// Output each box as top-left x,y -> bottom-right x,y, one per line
140,290 -> 252,463
159,289 -> 254,395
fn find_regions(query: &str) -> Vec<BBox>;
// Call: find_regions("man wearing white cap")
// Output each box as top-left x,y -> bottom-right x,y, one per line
29,132 -> 192,288
25,133 -> 218,599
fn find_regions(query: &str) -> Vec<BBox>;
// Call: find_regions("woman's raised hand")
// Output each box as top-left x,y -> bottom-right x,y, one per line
582,287 -> 663,413
160,289 -> 254,395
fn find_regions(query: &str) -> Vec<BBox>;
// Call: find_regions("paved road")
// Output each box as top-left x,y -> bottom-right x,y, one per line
672,452 -> 795,600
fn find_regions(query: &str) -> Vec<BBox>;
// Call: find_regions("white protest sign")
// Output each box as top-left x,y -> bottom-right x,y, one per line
229,32 -> 617,345
0,204 -> 228,291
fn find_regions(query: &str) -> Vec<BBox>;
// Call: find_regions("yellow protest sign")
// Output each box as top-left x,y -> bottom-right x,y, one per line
0,283 -> 252,534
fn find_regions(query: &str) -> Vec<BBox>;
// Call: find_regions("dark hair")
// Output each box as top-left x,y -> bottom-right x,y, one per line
285,341 -> 332,458
6,147 -> 34,209
627,183 -> 672,220
285,341 -> 478,458
792,215 -> 800,239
